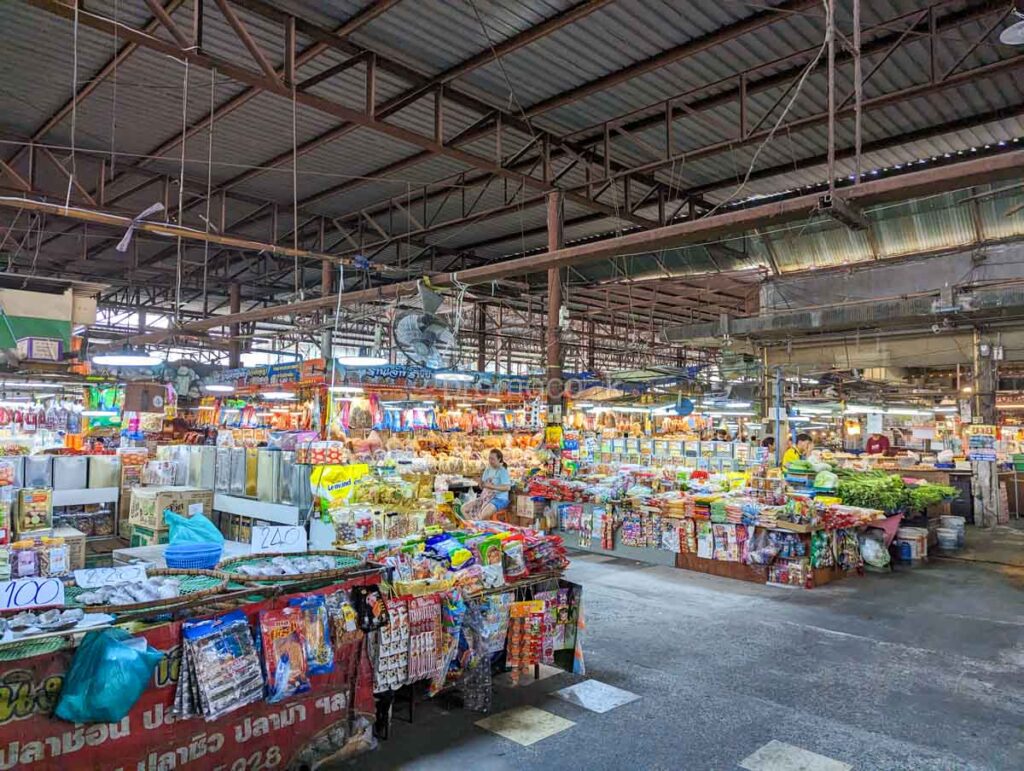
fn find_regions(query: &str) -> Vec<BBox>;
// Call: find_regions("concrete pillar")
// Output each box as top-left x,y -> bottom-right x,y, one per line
228,282 -> 241,368
971,327 -> 1000,527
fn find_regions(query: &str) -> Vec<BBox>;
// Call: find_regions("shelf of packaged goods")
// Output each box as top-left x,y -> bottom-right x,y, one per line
51,487 -> 120,508
213,493 -> 301,526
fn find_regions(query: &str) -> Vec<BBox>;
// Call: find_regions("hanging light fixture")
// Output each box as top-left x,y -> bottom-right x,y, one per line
434,371 -> 474,382
203,384 -> 235,393
262,390 -> 296,401
92,347 -> 161,367
1000,11 -> 1024,45
337,348 -> 387,367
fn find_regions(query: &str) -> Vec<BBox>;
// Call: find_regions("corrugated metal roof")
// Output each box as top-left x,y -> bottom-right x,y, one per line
2,0 -> 1024,295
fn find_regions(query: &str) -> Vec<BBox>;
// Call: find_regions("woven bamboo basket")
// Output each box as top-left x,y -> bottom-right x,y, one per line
62,568 -> 230,614
216,550 -> 365,583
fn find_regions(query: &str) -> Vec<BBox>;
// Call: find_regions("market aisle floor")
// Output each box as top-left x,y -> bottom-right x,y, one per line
339,551 -> 1024,770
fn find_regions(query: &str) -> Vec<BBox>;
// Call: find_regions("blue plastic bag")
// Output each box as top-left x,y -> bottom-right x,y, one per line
164,510 -> 225,545
55,628 -> 164,723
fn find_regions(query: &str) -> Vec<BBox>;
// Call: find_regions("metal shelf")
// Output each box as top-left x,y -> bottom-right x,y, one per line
213,493 -> 300,526
51,487 -> 120,507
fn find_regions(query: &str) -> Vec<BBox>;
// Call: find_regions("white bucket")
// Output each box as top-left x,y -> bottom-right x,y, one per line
936,527 -> 959,551
939,515 -> 966,546
896,527 -> 929,561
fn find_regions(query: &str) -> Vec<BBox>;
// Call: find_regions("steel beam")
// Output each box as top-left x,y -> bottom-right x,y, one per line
522,0 -> 818,118
123,149 -> 1024,341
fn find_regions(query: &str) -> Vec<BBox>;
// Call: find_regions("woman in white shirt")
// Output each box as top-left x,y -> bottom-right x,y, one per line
461,449 -> 512,520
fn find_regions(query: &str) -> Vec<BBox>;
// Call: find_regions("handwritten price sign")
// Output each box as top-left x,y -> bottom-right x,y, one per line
73,565 -> 148,589
251,525 -> 307,554
0,577 -> 65,611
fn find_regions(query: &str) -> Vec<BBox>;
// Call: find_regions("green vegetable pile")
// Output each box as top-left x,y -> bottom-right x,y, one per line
836,470 -> 958,513
837,472 -> 908,512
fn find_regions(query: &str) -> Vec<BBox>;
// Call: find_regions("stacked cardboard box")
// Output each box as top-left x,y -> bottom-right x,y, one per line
128,486 -> 214,545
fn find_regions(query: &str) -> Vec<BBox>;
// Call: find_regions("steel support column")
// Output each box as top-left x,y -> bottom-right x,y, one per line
547,191 -> 564,420
229,282 -> 241,368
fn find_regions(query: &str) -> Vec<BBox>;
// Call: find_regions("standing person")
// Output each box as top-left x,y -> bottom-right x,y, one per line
782,432 -> 814,469
461,449 -> 512,520
865,432 -> 891,455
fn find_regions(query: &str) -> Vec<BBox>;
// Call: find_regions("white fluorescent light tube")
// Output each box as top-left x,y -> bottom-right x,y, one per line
724,401 -> 751,408
434,372 -> 474,382
262,391 -> 296,400
886,407 -> 934,416
329,385 -> 364,394
933,405 -> 958,413
844,404 -> 883,414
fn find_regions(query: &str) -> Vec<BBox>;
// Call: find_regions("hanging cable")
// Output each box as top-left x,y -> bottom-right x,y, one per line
202,68 -> 215,312
703,0 -> 830,219
175,60 -> 190,324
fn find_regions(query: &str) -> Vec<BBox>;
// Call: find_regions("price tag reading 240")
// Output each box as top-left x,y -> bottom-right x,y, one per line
0,577 -> 65,611
251,525 -> 307,554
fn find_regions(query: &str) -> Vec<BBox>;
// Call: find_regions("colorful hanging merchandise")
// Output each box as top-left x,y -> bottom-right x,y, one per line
175,610 -> 265,720
258,606 -> 311,703
506,600 -> 545,685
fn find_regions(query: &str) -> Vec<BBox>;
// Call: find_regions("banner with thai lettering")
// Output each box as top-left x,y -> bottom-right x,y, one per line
0,578 -> 377,770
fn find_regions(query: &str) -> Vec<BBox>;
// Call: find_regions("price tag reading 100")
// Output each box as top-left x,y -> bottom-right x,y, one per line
0,577 -> 65,611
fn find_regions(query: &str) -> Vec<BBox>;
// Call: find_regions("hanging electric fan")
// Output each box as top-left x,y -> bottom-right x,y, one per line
392,281 -> 459,369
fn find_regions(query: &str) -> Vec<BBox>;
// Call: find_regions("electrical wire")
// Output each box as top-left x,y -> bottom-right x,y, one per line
202,68 -> 215,312
175,60 -> 190,324
703,0 -> 831,219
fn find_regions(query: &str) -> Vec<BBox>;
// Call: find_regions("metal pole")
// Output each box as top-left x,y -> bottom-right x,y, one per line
826,0 -> 836,196
546,191 -> 564,399
320,258 -> 332,360
853,0 -> 862,184
774,366 -> 783,466
228,282 -> 241,368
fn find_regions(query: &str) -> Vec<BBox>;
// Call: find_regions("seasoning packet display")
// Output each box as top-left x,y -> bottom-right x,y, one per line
325,589 -> 363,646
179,610 -> 265,721
288,595 -> 335,676
258,607 -> 311,704
352,584 -> 390,632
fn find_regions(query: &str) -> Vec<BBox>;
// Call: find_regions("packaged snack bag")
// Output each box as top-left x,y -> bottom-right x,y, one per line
258,607 -> 311,703
288,595 -> 335,676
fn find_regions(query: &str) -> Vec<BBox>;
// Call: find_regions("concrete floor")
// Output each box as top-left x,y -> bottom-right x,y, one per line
342,534 -> 1024,770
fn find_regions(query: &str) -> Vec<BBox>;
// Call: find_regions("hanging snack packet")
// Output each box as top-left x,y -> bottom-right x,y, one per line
352,584 -> 390,631
501,535 -> 528,579
325,590 -> 362,645
258,607 -> 311,703
288,595 -> 335,676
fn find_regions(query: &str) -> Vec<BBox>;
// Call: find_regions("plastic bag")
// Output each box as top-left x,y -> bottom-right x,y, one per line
165,510 -> 225,545
814,470 -> 838,490
860,531 -> 890,568
55,628 -> 164,723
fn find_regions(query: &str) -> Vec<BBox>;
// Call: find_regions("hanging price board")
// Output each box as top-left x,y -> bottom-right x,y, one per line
251,525 -> 307,554
0,577 -> 64,611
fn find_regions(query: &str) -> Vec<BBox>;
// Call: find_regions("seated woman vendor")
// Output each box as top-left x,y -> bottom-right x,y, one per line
461,449 -> 512,520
